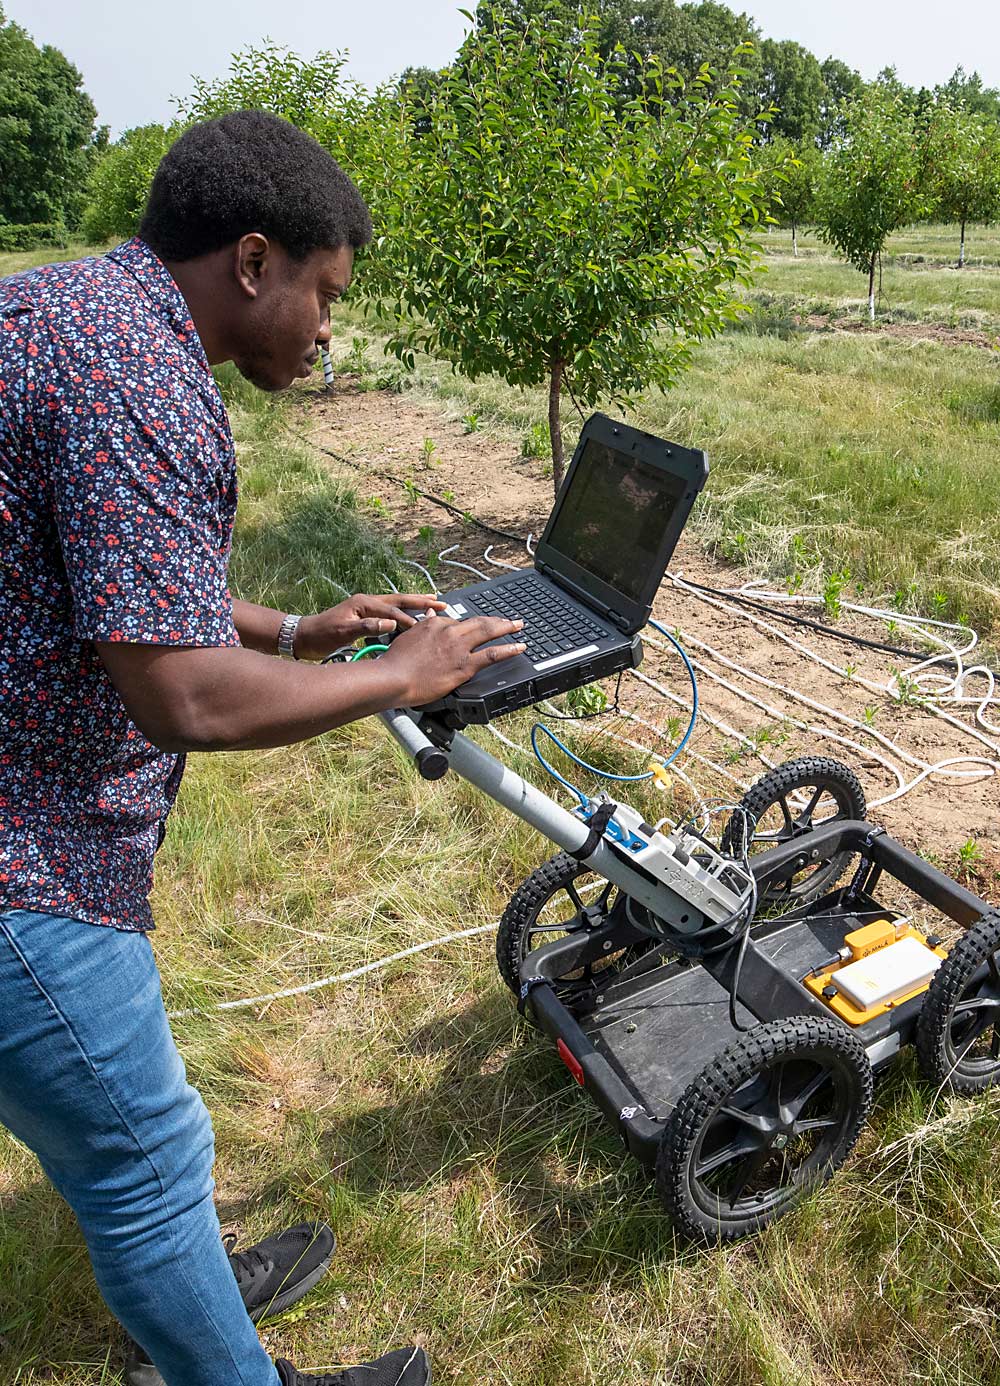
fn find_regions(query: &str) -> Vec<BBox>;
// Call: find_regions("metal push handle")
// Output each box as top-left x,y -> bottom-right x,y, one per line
379,708 -> 451,780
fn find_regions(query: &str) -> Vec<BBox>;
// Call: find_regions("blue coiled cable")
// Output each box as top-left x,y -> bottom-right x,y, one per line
530,619 -> 699,803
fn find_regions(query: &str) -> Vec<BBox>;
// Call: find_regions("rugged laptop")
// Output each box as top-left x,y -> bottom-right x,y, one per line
417,412 -> 708,725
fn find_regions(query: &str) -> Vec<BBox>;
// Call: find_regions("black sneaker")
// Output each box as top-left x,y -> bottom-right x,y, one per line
225,1222 -> 336,1323
124,1221 -> 336,1384
276,1346 -> 431,1385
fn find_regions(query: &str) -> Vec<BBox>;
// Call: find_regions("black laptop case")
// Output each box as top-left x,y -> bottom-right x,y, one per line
416,414 -> 708,725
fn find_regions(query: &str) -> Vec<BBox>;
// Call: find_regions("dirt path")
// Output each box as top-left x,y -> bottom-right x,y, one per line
799,314 -> 1000,348
299,380 -> 1000,900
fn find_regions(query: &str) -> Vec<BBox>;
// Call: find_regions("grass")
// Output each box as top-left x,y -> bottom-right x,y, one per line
4,234 -> 1000,1384
766,221 -> 1000,269
746,254 -> 1000,328
0,240 -> 115,276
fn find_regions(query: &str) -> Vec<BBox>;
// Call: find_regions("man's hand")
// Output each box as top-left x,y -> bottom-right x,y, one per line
294,593 -> 447,660
379,612 -> 526,706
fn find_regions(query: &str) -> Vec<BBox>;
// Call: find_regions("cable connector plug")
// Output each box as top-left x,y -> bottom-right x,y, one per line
648,760 -> 672,791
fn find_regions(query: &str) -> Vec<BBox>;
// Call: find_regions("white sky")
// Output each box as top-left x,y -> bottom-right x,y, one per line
9,0 -> 1000,137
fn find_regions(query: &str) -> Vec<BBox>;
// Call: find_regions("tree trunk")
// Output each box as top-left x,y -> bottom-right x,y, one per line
868,255 -> 876,322
959,218 -> 966,269
548,357 -> 565,497
792,222 -> 798,258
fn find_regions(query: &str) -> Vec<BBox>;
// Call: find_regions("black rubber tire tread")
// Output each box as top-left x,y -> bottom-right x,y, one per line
497,853 -> 582,993
496,852 -> 651,1008
722,755 -> 866,904
656,1014 -> 873,1244
916,909 -> 1000,1095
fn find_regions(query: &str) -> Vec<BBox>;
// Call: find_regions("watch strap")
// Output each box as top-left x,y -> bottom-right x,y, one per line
277,613 -> 302,661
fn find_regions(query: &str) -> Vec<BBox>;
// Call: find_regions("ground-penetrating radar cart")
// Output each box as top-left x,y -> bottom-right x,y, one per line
380,706 -> 1000,1243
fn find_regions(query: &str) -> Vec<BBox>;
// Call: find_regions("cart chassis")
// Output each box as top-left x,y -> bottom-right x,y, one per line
380,708 -> 992,1173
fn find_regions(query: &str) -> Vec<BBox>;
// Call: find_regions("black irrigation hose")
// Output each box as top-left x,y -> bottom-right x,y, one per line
678,578 -> 937,662
288,424 -> 526,545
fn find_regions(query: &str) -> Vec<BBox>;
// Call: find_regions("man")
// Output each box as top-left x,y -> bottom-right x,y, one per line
0,111 -> 525,1386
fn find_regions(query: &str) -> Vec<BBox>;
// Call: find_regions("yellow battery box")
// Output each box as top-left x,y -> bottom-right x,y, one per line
803,916 -> 948,1026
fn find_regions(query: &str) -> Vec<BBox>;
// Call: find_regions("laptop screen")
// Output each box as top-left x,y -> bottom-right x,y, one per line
544,439 -> 689,605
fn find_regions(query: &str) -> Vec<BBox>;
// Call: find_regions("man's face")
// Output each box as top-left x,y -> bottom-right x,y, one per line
232,240 -> 354,393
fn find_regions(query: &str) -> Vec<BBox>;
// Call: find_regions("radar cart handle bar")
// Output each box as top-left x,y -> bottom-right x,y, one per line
381,708 -> 715,938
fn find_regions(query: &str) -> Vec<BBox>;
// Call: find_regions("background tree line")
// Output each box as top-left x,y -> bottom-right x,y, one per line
6,0 -> 1000,249
0,3 -> 106,249
7,0 -> 1000,470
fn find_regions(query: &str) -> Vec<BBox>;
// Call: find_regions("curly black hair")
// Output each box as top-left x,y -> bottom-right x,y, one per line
139,111 -> 372,261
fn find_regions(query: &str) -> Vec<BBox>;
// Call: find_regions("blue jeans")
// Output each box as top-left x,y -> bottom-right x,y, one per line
0,909 -> 279,1386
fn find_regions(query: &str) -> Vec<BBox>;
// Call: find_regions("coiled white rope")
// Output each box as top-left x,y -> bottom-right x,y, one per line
664,574 -> 999,808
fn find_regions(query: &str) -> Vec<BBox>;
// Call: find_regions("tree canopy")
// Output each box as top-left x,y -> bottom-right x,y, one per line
468,0 -> 871,147
924,104 -> 1000,265
0,5 -> 101,228
365,4 -> 770,491
81,123 -> 180,243
817,89 -> 927,318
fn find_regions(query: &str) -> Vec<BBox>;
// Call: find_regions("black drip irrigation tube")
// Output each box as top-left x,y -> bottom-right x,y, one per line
678,578 -> 941,663
287,424 -> 525,546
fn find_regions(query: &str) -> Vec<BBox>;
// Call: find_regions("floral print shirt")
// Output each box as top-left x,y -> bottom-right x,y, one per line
0,239 -> 240,931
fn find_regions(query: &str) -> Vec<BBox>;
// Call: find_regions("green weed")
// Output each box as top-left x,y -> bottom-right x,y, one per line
957,838 -> 984,878
563,683 -> 608,717
822,569 -> 851,620
521,421 -> 549,459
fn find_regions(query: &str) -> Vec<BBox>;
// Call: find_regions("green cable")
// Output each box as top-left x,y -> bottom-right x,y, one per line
349,644 -> 391,661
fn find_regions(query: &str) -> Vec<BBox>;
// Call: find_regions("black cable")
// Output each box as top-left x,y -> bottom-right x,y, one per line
533,672 -> 625,721
287,423 -> 526,545
676,577 -> 937,661
727,921 -> 753,1033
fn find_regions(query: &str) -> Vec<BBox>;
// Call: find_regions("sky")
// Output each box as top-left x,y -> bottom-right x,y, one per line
9,0 -> 1000,137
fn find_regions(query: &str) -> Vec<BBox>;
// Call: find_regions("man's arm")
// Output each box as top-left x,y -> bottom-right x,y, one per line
230,600 -> 286,657
96,613 -> 524,753
231,593 -> 447,660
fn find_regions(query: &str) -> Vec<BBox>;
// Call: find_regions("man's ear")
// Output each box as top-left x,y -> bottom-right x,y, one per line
235,233 -> 270,300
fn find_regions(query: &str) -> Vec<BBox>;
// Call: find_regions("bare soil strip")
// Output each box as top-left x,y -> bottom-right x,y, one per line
798,314 -> 1000,348
301,382 -> 1000,899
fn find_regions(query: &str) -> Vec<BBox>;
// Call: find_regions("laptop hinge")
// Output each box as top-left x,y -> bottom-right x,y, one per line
539,563 -> 629,630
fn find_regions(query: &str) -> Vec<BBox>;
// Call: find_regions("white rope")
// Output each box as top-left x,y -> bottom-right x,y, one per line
169,922 -> 498,1018
663,575 -> 1000,807
396,540 -> 999,823
438,544 -> 488,581
397,557 -> 439,594
299,573 -> 350,599
703,576 -> 999,750
483,545 -> 527,571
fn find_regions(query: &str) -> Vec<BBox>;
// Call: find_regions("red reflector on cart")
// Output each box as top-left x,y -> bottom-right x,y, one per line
557,1039 -> 585,1086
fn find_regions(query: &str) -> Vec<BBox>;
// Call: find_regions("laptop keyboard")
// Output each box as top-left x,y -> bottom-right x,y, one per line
471,577 -> 609,663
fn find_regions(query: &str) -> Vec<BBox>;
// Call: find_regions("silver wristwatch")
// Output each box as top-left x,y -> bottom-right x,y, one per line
277,613 -> 302,661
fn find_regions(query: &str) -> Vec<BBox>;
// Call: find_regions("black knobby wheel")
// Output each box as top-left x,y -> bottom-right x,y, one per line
496,852 -> 658,1016
656,1015 -> 872,1243
916,910 -> 1000,1095
722,756 -> 866,909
